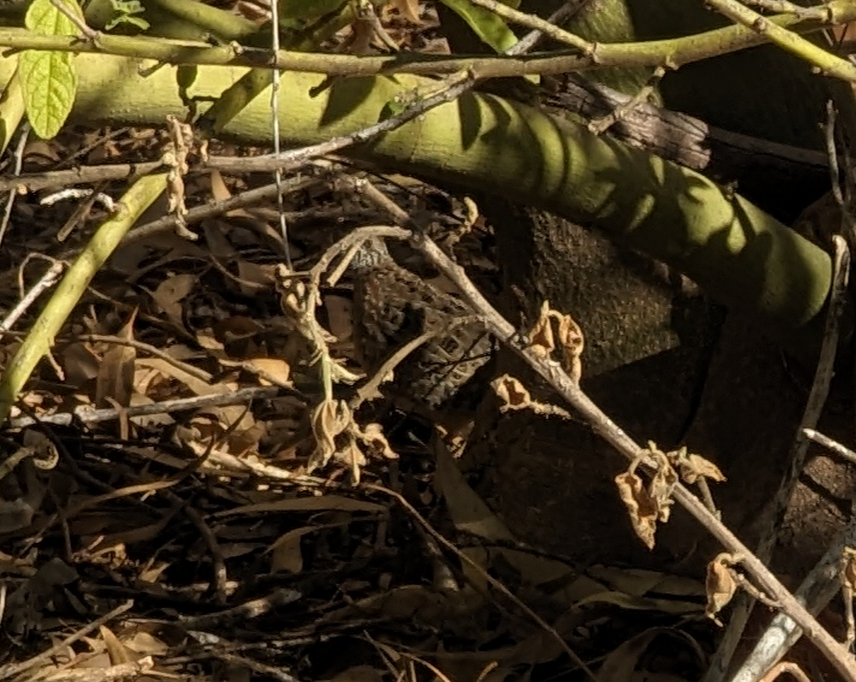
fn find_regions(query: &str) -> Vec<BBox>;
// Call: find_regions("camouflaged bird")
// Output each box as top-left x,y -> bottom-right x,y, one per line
349,237 -> 491,410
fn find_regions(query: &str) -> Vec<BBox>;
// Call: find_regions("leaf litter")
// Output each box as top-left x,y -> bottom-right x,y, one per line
0,88 -> 717,682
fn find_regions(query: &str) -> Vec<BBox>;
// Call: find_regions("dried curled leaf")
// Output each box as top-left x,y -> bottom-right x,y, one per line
490,374 -> 571,418
842,547 -> 856,649
526,301 -> 585,382
342,439 -> 367,485
705,553 -> 740,625
491,374 -> 531,411
356,423 -> 398,461
527,301 -> 556,359
556,310 -> 584,383
308,399 -> 352,473
275,263 -> 361,386
307,403 -> 399,479
647,448 -> 677,524
667,446 -> 726,485
615,468 -> 658,550
843,547 -> 856,592
614,445 -> 677,550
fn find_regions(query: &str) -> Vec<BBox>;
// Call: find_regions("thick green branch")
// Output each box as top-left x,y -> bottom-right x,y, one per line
2,0 -> 856,79
0,55 -> 832,340
707,0 -> 856,80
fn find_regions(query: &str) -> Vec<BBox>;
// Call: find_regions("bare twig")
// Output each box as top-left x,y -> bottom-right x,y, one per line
179,588 -> 301,630
0,600 -> 133,681
49,0 -> 97,39
463,0 -> 592,53
15,657 -> 155,682
365,482 -> 597,681
0,123 -> 29,251
414,230 -> 856,681
122,176 -> 322,245
587,65 -> 668,135
707,153 -> 852,681
0,160 -> 165,193
207,651 -> 302,682
7,385 -> 282,429
730,510 -> 856,682
804,428 -> 856,465
341,172 -> 856,679
0,259 -> 64,339
210,1 -> 590,185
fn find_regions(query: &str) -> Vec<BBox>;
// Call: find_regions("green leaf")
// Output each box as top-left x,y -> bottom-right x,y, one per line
24,0 -> 80,34
176,65 -> 198,92
439,0 -> 518,54
19,0 -> 80,139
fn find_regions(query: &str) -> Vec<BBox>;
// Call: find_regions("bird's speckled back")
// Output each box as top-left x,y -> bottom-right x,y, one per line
348,237 -> 491,409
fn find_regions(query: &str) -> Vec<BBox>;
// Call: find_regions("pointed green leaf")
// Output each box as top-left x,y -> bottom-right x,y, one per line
24,0 -> 80,35
19,0 -> 80,139
439,0 -> 518,54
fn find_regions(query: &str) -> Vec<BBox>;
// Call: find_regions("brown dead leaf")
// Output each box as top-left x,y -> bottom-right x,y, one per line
705,553 -> 740,625
356,423 -> 397,460
586,565 -> 704,600
213,315 -> 263,344
324,665 -> 387,682
344,439 -> 368,484
95,311 -> 138,409
209,169 -> 249,216
24,139 -> 60,163
555,310 -> 585,382
434,436 -> 512,542
244,357 -> 292,386
647,453 -> 678,524
491,373 -> 531,411
350,13 -> 375,54
615,447 -> 678,549
490,373 -> 571,418
62,342 -> 100,388
525,301 -> 585,381
236,260 -> 277,295
844,547 -> 856,591
387,0 -> 420,23
121,629 -> 169,656
150,273 -> 196,330
100,625 -> 132,665
215,494 -> 386,517
135,358 -> 252,432
202,218 -> 239,260
435,436 -> 543,594
667,447 -> 726,485
527,301 -> 555,358
597,628 -> 704,682
0,499 -> 38,534
615,469 -> 658,550
97,510 -> 180,548
270,526 -> 313,573
308,399 -> 352,472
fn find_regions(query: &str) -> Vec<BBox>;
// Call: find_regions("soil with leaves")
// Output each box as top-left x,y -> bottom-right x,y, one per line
4,5 -> 856,682
0,121 -> 737,682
